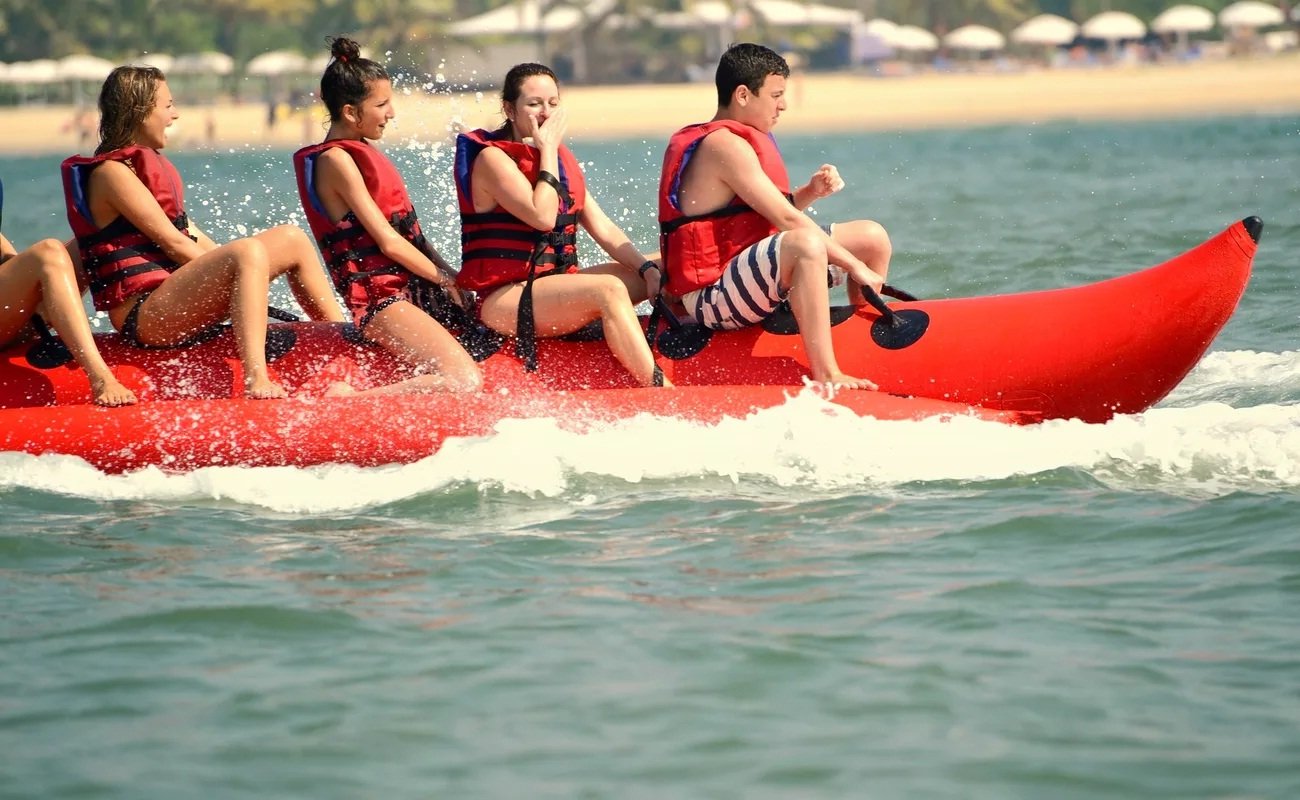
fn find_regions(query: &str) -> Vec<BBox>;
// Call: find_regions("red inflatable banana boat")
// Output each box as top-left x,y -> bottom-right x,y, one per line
0,217 -> 1259,472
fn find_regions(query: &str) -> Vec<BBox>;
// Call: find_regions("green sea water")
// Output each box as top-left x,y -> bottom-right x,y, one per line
1,111 -> 1298,799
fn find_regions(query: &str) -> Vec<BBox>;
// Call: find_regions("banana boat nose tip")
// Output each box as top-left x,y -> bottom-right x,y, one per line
1242,216 -> 1264,243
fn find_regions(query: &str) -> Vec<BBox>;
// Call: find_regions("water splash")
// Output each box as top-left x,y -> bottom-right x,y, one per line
2,361 -> 1296,511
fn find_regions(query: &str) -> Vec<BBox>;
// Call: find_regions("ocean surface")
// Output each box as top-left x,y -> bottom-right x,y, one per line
2,110 -> 1298,799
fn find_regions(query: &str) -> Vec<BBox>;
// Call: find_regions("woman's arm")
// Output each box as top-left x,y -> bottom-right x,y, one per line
315,147 -> 453,287
473,147 -> 561,231
188,226 -> 220,252
471,107 -> 570,230
0,233 -> 17,263
578,194 -> 647,272
89,161 -> 207,265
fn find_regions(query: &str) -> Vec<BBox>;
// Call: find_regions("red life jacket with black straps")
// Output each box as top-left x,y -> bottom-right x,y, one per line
658,120 -> 792,295
292,138 -> 420,312
61,145 -> 191,312
453,127 -> 586,295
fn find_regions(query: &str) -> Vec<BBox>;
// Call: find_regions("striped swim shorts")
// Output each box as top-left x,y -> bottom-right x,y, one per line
684,224 -> 837,331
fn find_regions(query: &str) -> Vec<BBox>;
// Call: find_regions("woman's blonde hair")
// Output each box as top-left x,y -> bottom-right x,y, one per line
96,65 -> 166,155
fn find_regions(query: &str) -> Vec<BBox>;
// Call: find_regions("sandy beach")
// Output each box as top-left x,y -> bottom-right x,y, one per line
2,54 -> 1298,156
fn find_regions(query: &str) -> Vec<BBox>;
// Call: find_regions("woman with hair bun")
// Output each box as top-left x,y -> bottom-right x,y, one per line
62,65 -> 346,399
292,37 -> 481,396
454,62 -> 670,387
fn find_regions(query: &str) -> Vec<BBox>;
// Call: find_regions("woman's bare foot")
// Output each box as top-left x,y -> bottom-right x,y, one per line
245,376 -> 289,399
91,377 -> 138,407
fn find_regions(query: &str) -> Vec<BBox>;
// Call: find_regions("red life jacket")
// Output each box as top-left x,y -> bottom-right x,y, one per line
658,120 -> 792,294
453,128 -> 586,295
62,145 -> 190,312
292,139 -> 418,315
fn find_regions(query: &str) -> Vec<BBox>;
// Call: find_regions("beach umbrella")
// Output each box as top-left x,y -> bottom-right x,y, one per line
943,24 -> 1006,51
852,19 -> 897,61
750,0 -> 862,28
653,0 -> 731,29
1218,1 -> 1285,28
1151,4 -> 1215,33
892,24 -> 940,52
57,54 -> 115,82
168,52 -> 233,105
0,59 -> 59,104
171,52 -> 235,75
448,0 -> 615,35
57,54 -> 115,105
863,18 -> 899,39
246,50 -> 309,76
131,53 -> 175,72
1081,11 -> 1147,40
1010,13 -> 1079,46
1151,4 -> 1215,53
3,59 -> 60,84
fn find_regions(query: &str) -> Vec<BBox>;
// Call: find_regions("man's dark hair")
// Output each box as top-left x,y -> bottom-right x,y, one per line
715,43 -> 789,107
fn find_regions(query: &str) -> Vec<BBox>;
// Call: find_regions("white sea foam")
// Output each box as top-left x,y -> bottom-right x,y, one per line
2,355 -> 1297,511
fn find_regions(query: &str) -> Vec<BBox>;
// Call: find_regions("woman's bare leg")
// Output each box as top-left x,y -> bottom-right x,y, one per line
479,273 -> 669,388
250,225 -> 346,322
327,300 -> 481,396
0,239 -> 136,406
582,261 -> 647,304
127,237 -> 286,398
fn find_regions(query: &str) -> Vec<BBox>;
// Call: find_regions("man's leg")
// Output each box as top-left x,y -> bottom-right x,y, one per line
829,220 -> 892,305
777,229 -> 876,390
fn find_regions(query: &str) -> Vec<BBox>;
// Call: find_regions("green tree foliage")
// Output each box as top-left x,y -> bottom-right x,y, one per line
0,0 -> 1266,69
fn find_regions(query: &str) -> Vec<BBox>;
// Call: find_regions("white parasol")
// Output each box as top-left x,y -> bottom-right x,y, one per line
57,54 -> 116,82
1011,14 -> 1079,46
891,24 -> 940,52
1218,0 -> 1285,28
131,53 -> 176,72
171,52 -> 235,76
1151,4 -> 1216,33
1081,10 -> 1147,40
246,50 -> 308,76
943,24 -> 1006,51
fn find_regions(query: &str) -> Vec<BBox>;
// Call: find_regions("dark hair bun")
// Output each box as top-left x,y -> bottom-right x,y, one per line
329,36 -> 361,64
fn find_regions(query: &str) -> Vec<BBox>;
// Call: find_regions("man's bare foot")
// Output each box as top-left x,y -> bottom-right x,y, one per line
91,377 -> 138,407
324,381 -> 358,398
814,371 -> 878,391
245,377 -> 288,399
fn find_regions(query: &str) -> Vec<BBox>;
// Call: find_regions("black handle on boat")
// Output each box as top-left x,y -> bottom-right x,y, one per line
859,282 -> 898,322
882,283 -> 918,302
648,295 -> 712,359
860,282 -> 930,350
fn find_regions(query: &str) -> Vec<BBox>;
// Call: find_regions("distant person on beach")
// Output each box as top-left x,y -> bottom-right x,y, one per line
657,42 -> 892,390
64,106 -> 97,150
62,65 -> 347,399
291,37 -> 481,396
454,62 -> 670,387
0,232 -> 136,406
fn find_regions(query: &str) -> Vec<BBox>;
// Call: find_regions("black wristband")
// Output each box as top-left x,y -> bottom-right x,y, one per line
536,170 -> 563,195
638,260 -> 661,277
